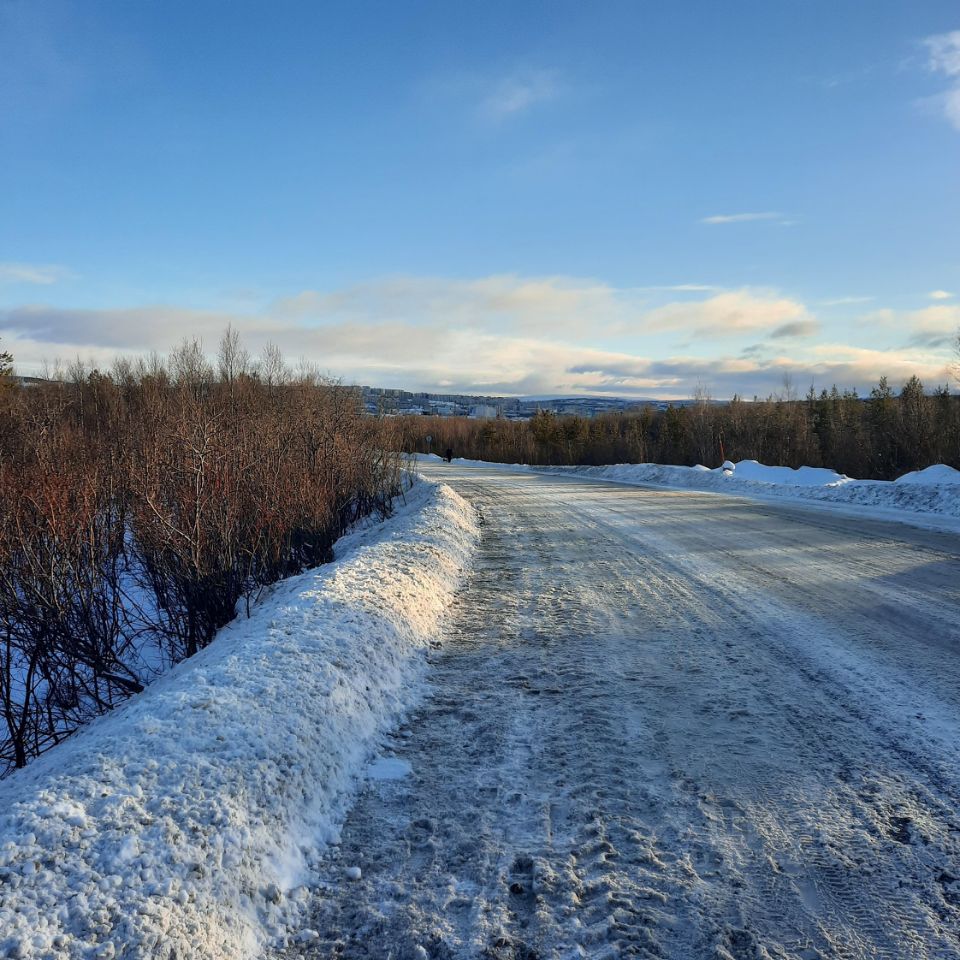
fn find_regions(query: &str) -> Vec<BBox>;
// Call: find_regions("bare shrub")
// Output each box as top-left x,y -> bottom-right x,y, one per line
0,335 -> 404,774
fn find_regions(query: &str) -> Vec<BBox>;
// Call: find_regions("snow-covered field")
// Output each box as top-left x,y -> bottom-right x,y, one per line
0,479 -> 479,960
418,455 -> 960,529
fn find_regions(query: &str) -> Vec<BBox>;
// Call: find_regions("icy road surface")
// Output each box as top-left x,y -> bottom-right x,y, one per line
279,465 -> 960,959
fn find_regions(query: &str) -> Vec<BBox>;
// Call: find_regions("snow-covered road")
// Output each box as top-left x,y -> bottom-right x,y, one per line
279,464 -> 960,959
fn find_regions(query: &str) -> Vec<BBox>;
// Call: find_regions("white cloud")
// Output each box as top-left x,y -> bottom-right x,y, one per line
274,278 -> 817,343
925,31 -> 960,130
2,275 -> 954,399
904,304 -> 960,347
862,302 -> 960,348
479,69 -> 560,120
944,87 -> 960,129
0,261 -> 73,285
820,295 -> 874,306
567,346 -> 952,398
642,289 -> 811,338
926,31 -> 960,77
803,343 -> 953,385
700,212 -> 782,225
635,283 -> 718,293
272,274 -> 625,337
929,289 -> 955,300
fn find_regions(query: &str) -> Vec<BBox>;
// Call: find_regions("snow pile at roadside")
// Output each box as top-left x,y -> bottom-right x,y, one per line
0,479 -> 479,960
727,460 -> 852,486
894,464 -> 960,485
533,459 -> 960,523
418,453 -> 960,524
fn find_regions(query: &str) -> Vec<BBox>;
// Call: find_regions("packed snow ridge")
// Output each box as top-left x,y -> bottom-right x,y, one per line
545,459 -> 960,523
421,455 -> 960,526
0,479 -> 479,960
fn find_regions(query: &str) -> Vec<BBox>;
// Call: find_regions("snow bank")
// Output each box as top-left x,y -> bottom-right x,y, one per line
727,459 -> 852,487
0,479 -> 479,960
417,454 -> 960,526
894,464 -> 960,485
530,460 -> 960,525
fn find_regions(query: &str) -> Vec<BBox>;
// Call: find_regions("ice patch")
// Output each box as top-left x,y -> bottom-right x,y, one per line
367,757 -> 413,781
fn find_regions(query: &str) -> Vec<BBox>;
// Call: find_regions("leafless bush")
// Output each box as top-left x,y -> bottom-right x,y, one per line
0,332 -> 404,774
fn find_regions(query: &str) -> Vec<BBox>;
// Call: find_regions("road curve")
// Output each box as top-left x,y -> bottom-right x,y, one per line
280,465 -> 960,959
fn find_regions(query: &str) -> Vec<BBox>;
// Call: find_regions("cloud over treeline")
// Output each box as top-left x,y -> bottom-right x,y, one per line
2,273 -> 955,400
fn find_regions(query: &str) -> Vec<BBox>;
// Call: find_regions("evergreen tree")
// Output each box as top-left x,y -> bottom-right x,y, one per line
0,338 -> 12,378
898,375 -> 930,471
868,376 -> 898,478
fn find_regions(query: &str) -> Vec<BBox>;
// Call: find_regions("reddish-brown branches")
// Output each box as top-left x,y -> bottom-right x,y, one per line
0,336 -> 404,774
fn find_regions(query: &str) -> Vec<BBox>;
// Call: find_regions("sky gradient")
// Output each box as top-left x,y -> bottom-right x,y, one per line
2,0 -> 959,398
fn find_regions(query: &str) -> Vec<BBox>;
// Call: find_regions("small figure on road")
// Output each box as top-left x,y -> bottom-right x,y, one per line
445,447 -> 454,463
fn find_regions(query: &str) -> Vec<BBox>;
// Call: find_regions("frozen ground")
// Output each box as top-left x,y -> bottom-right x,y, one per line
0,480 -> 478,960
275,463 -> 960,959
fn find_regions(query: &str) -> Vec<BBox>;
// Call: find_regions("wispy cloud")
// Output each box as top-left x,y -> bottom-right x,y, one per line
635,283 -> 718,293
0,261 -> 73,285
924,30 -> 960,131
929,289 -> 954,300
479,68 -> 560,121
700,212 -> 783,225
926,31 -> 960,77
820,295 -> 875,306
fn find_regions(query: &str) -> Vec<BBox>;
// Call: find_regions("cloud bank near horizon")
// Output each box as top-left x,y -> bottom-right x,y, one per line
2,273 -> 956,400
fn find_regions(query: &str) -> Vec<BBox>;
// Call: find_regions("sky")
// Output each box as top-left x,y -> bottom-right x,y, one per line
1,0 -> 959,399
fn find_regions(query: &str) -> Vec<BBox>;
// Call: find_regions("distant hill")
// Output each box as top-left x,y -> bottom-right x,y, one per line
360,386 -> 706,418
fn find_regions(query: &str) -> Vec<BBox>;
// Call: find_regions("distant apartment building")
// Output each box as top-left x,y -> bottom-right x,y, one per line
469,404 -> 498,419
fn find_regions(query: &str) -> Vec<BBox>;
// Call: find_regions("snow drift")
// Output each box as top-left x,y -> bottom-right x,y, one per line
0,479 -> 479,959
893,464 -> 960,485
534,459 -> 960,525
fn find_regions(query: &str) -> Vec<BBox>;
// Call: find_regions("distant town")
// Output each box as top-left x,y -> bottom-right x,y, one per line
360,386 -> 686,419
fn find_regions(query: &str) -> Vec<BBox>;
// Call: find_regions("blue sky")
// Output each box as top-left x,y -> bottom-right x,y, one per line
1,0 -> 959,398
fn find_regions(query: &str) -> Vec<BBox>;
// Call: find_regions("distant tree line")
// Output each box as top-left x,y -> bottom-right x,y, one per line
401,375 -> 960,479
0,331 -> 406,774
